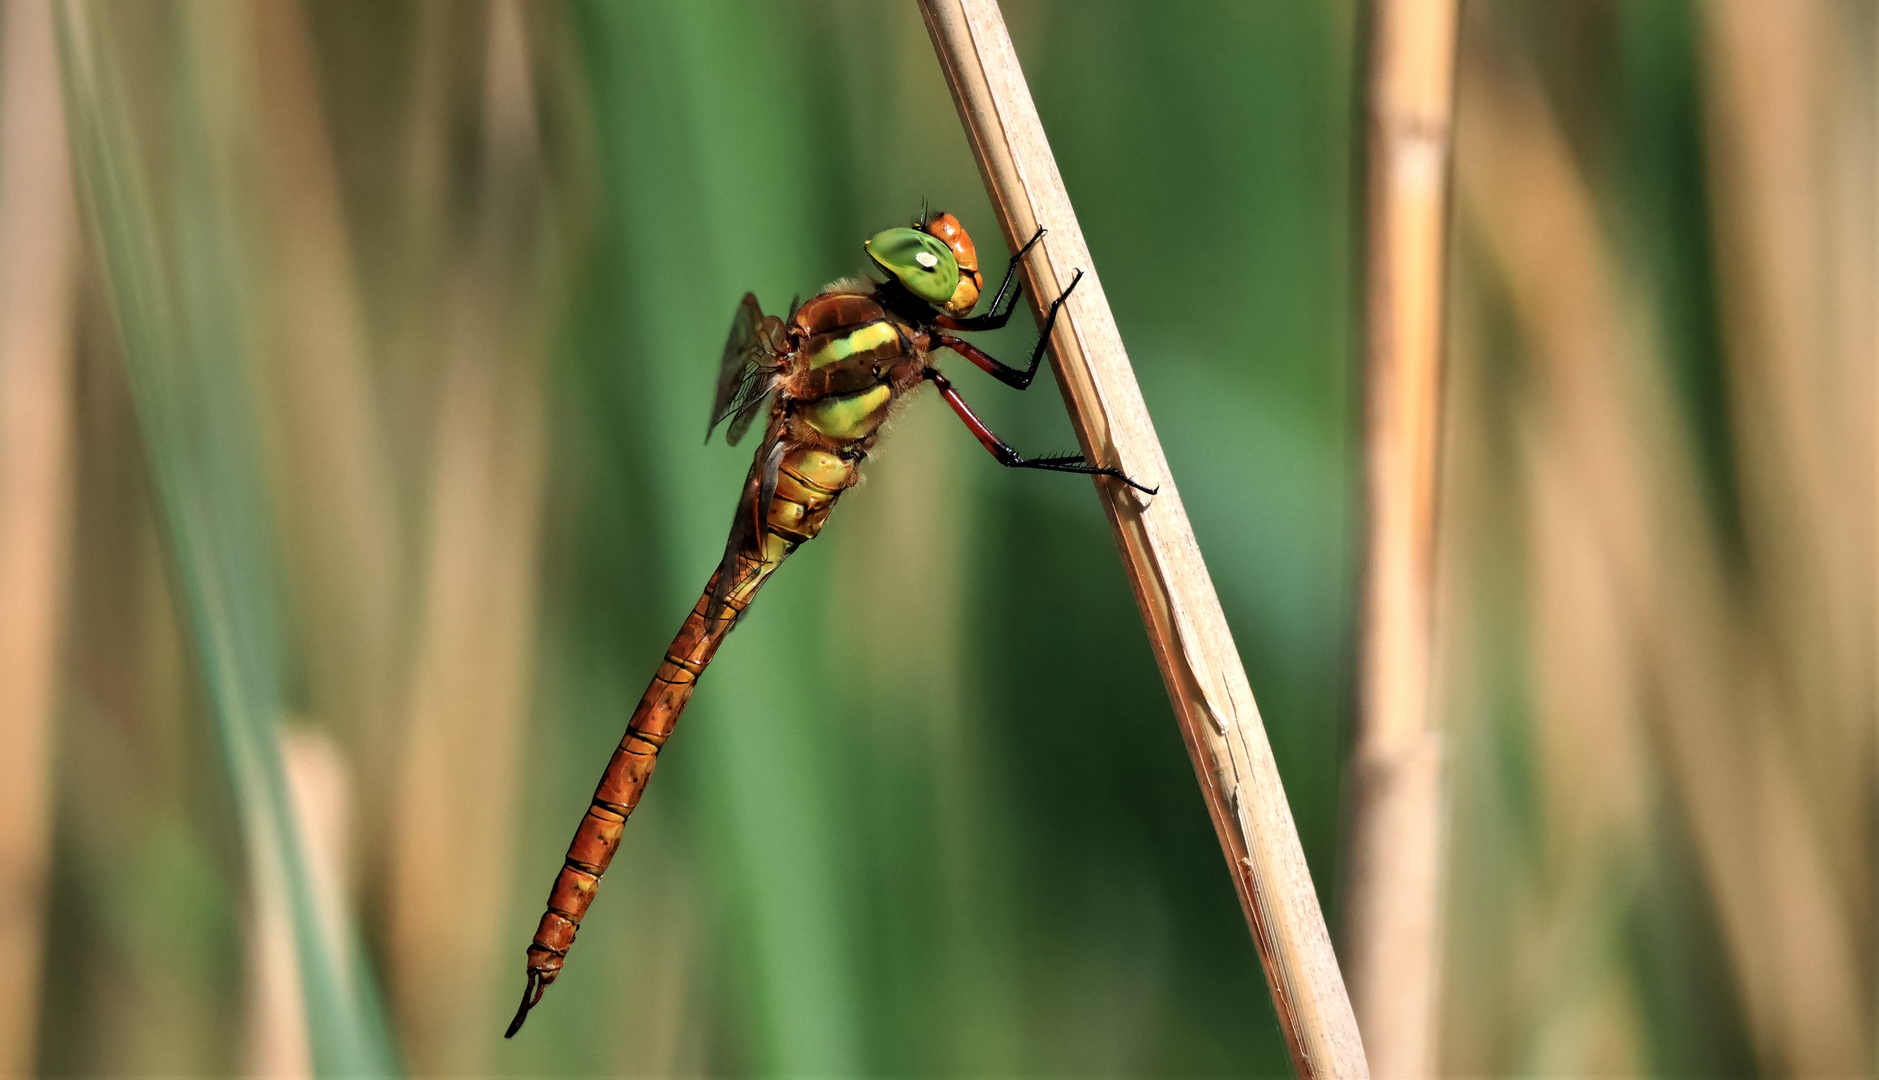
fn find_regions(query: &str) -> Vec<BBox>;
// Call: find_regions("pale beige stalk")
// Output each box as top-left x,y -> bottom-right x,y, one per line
1698,2 -> 1874,1069
386,2 -> 553,1072
1342,1 -> 1458,1076
246,728 -> 354,1080
0,1 -> 78,1073
917,3 -> 1368,1076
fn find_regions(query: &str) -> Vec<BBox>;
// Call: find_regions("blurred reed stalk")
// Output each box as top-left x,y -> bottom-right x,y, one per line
249,0 -> 405,810
1698,1 -> 1874,1068
1342,0 -> 1458,1074
918,2 -> 1369,1076
1448,15 -> 1872,1071
243,0 -> 418,1053
0,0 -> 78,1073
1445,42 -> 1697,1075
386,1 -> 555,1071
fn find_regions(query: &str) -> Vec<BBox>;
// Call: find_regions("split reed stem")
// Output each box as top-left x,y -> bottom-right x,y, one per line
918,3 -> 1369,1076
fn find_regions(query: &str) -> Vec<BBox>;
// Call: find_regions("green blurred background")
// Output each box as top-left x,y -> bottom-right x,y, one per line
0,1 -> 1870,1077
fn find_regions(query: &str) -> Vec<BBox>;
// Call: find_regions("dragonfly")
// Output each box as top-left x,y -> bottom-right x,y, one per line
505,209 -> 1154,1037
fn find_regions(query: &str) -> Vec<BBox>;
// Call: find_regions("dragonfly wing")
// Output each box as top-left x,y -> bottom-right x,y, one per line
724,377 -> 777,446
704,507 -> 746,629
705,433 -> 786,627
708,293 -> 781,444
755,438 -> 786,537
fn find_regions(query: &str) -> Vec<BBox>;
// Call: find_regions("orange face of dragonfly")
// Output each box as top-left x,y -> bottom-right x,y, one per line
922,211 -> 983,315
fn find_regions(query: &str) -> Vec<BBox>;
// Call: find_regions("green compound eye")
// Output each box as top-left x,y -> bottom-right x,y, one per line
864,227 -> 960,307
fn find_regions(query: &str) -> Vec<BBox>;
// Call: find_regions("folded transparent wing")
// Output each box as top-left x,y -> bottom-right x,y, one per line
707,292 -> 784,446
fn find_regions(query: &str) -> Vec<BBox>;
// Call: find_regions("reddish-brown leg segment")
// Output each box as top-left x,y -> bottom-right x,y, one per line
929,369 -> 1004,457
926,369 -> 1156,494
934,333 -> 1031,387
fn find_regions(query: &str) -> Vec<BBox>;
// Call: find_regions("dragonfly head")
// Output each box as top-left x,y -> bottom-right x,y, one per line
920,211 -> 983,315
865,225 -> 960,309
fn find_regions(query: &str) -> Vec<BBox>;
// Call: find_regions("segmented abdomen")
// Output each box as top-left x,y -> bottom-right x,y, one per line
516,442 -> 858,1015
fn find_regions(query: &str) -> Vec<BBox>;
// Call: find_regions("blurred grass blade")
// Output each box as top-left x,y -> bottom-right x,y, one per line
0,0 -> 79,1073
55,3 -> 398,1076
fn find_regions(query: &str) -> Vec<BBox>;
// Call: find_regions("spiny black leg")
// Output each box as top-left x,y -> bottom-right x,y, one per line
941,226 -> 1046,331
983,227 -> 1045,321
938,269 -> 1083,391
927,368 -> 1158,495
994,226 -> 1046,314
1003,453 -> 1159,494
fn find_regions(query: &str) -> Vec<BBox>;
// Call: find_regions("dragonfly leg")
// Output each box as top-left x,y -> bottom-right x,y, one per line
935,269 -> 1083,390
939,226 -> 1046,331
925,368 -> 1157,495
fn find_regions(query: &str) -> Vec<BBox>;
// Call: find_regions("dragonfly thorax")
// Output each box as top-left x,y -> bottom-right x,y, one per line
783,292 -> 924,445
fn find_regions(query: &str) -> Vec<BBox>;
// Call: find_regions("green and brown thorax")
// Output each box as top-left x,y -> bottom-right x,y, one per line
777,289 -> 931,448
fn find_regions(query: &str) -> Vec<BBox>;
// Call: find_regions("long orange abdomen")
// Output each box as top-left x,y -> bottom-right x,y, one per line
521,582 -> 729,986
508,442 -> 857,1036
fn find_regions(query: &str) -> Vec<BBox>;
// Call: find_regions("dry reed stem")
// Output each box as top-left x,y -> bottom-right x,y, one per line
1342,0 -> 1458,1075
918,3 -> 1368,1076
0,1 -> 78,1073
